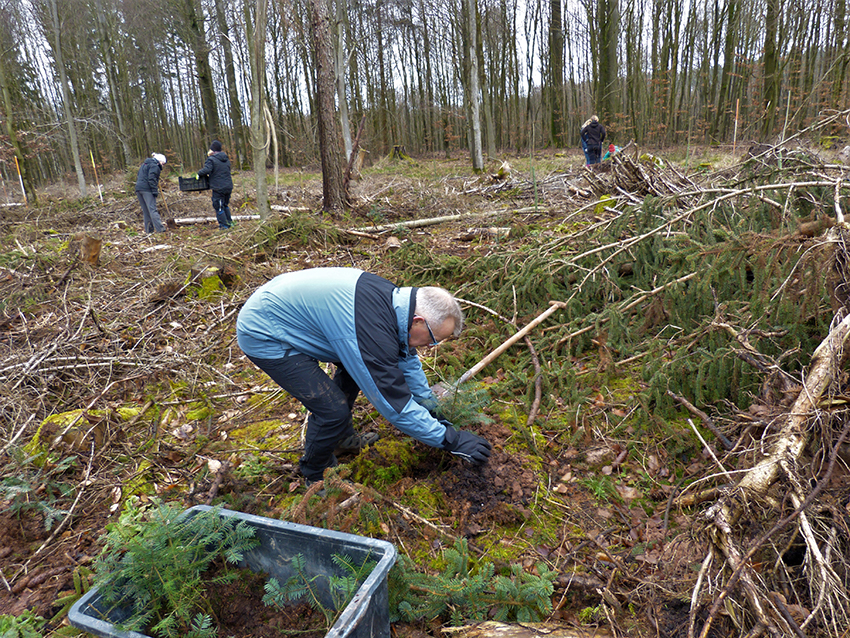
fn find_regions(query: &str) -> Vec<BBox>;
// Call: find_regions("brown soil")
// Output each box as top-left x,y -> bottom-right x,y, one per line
1,153 -> 752,637
0,506 -> 109,619
207,566 -> 327,638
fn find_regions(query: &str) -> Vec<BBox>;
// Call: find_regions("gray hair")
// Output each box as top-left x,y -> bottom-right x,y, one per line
416,287 -> 464,336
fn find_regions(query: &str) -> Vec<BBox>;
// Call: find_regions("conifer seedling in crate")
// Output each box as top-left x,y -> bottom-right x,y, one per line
69,501 -> 397,638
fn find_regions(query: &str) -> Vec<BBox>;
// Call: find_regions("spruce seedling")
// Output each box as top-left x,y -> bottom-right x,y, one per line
263,552 -> 376,628
389,539 -> 556,624
431,382 -> 492,430
93,501 -> 259,638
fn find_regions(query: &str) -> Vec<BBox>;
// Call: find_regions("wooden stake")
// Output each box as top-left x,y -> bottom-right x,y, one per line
458,301 -> 566,385
733,98 -> 740,155
90,150 -> 103,203
13,156 -> 27,204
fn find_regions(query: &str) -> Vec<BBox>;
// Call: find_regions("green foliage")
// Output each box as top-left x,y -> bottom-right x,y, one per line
262,552 -> 376,628
392,173 -> 836,418
578,605 -> 603,624
0,610 -> 46,638
431,384 -> 492,430
93,501 -> 260,638
0,451 -> 76,531
579,475 -> 620,504
50,566 -> 94,624
250,212 -> 347,255
389,539 -> 555,624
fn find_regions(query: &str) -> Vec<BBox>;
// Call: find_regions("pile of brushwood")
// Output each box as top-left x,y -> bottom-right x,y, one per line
2,109 -> 850,638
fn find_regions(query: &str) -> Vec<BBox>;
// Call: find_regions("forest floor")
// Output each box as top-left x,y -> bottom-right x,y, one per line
2,137 -> 850,638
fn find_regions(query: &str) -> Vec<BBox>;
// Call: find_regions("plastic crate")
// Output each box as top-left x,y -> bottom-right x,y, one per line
178,175 -> 210,191
68,506 -> 398,638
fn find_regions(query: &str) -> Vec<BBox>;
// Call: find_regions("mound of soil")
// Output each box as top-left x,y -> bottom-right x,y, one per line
207,567 -> 327,638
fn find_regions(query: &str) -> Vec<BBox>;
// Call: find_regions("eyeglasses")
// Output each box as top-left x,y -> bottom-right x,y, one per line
418,315 -> 440,346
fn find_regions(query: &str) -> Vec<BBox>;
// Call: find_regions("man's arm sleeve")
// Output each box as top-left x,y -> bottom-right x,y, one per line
197,157 -> 213,177
334,338 -> 446,447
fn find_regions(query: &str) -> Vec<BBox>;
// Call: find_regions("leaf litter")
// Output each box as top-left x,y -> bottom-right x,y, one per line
2,127 -> 850,637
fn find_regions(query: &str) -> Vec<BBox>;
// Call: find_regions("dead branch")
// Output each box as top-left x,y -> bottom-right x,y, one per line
695,308 -> 850,638
351,209 -> 511,234
697,420 -> 850,638
456,297 -> 543,425
458,301 -> 566,385
204,460 -> 231,505
667,390 -> 733,450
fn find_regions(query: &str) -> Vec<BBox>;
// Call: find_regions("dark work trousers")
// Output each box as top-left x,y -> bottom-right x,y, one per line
136,190 -> 166,233
245,353 -> 360,481
212,190 -> 232,229
587,145 -> 603,165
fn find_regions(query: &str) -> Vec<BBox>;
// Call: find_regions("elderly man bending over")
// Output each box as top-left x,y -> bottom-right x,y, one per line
236,267 -> 491,484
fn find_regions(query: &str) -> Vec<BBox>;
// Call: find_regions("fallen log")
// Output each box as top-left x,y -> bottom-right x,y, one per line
693,225 -> 850,637
443,622 -> 613,638
352,209 -> 511,234
172,214 -> 261,226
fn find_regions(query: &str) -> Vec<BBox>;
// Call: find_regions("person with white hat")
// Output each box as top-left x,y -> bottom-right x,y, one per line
135,153 -> 167,233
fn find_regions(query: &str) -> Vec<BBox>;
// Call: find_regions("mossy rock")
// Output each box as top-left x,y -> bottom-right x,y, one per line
229,419 -> 299,449
397,482 -> 445,519
348,438 -> 423,489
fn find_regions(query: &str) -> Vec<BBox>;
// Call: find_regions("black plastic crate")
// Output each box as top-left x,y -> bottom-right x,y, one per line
68,506 -> 397,638
178,175 -> 210,191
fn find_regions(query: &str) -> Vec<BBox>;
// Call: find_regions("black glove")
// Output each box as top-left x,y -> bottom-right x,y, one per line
441,425 -> 492,465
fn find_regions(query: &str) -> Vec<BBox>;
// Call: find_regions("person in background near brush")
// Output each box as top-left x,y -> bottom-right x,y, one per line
195,140 -> 233,230
580,115 -> 606,165
236,267 -> 492,486
579,117 -> 593,165
135,153 -> 167,233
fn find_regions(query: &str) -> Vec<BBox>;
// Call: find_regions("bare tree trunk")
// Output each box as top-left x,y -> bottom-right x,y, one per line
48,0 -> 86,197
0,55 -> 36,204
597,0 -> 620,123
93,0 -> 132,166
246,0 -> 269,219
182,0 -> 219,141
548,0 -> 565,147
214,0 -> 246,165
761,0 -> 780,140
464,0 -> 483,171
711,0 -> 737,141
311,0 -> 346,211
335,0 -> 352,160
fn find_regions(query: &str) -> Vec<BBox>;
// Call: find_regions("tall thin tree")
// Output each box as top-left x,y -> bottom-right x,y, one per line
47,0 -> 86,196
311,0 -> 345,211
214,0 -> 246,165
245,0 -> 269,219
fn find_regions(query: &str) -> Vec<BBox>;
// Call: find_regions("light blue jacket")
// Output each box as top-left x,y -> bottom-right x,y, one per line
236,268 -> 446,446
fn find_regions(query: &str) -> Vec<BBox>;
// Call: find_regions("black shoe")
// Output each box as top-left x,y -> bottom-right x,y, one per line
334,432 -> 380,455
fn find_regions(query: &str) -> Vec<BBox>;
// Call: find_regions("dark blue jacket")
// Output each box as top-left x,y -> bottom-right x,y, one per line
236,268 -> 445,446
135,158 -> 162,194
197,151 -> 233,193
581,121 -> 606,148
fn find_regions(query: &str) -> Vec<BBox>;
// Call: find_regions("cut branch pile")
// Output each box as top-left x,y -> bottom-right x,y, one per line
684,226 -> 850,638
3,115 -> 850,636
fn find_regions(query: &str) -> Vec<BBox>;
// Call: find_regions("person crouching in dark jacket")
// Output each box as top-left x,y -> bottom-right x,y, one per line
580,116 -> 606,165
196,140 -> 234,230
135,153 -> 167,233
